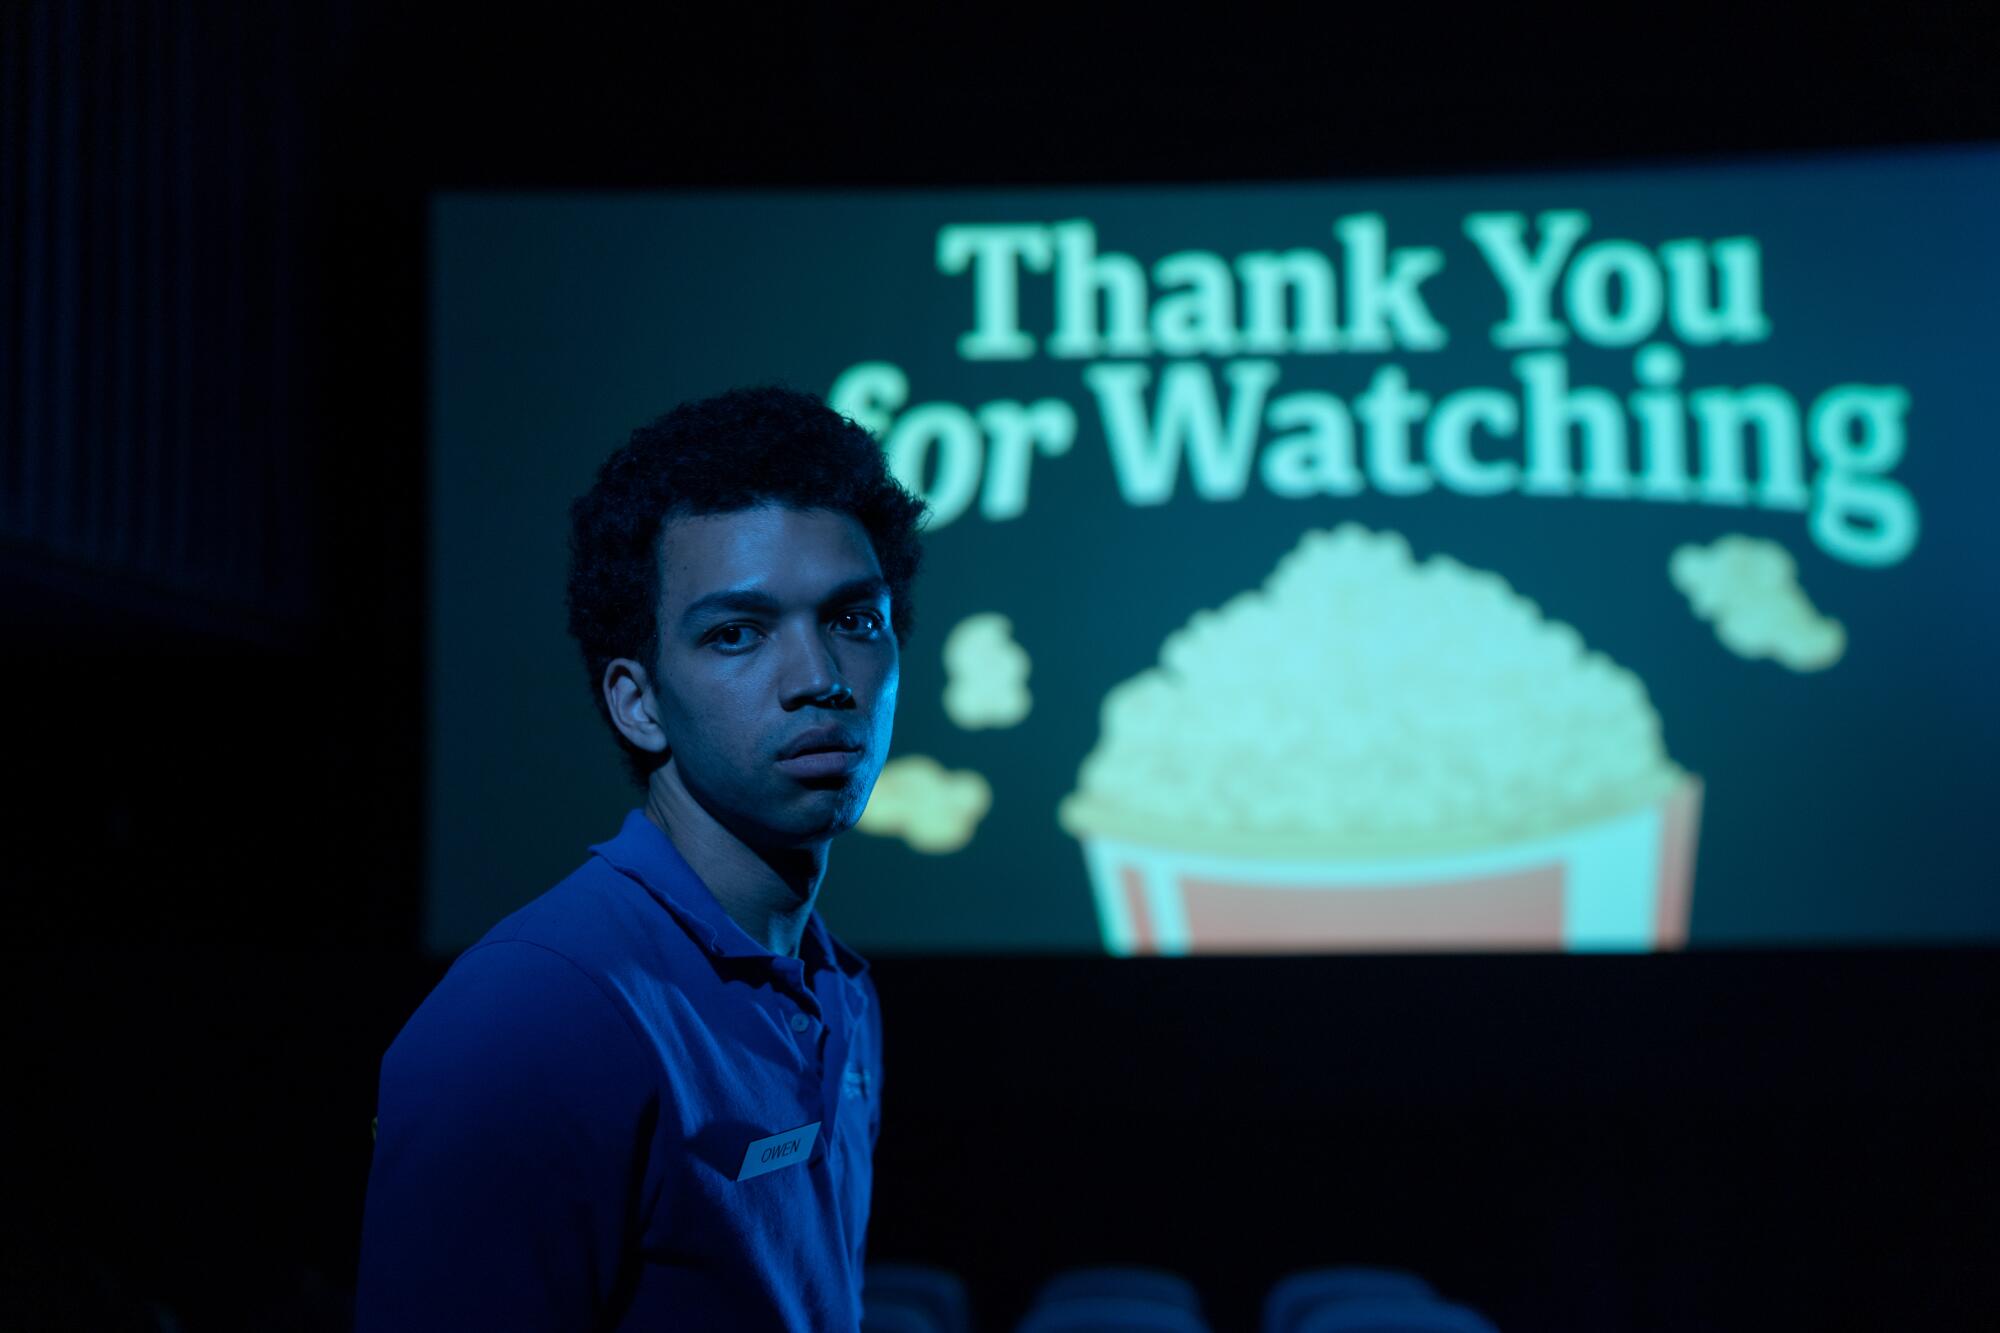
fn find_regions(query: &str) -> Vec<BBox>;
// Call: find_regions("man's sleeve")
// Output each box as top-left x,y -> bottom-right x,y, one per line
866,973 -> 884,1154
355,941 -> 658,1332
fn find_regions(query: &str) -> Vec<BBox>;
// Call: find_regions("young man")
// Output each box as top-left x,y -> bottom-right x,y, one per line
356,386 -> 927,1331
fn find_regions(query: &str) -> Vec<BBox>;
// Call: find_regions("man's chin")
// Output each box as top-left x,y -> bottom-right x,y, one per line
768,785 -> 866,844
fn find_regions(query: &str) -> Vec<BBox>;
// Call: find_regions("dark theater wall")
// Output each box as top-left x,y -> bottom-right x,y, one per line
1,2 -> 315,629
5,3 -> 1998,1330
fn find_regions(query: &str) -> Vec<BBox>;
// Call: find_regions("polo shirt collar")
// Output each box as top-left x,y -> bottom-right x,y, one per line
590,808 -> 871,982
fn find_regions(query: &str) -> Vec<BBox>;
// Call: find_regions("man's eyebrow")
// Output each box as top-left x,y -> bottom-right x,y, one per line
677,577 -> 890,631
821,576 -> 892,608
678,588 -> 781,631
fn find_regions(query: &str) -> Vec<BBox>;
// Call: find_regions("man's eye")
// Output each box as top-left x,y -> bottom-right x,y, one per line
835,610 -> 884,636
709,624 -> 763,650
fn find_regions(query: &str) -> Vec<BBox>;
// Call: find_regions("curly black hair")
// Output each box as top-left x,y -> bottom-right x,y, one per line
566,384 -> 929,788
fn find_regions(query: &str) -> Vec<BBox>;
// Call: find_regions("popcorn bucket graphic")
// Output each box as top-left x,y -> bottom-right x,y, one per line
1075,777 -> 1702,955
1062,524 -> 1702,955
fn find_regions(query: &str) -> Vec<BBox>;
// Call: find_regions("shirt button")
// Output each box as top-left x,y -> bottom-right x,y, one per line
790,1012 -> 811,1032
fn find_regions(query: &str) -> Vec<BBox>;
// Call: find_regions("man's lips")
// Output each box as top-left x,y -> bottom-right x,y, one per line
778,726 -> 863,761
775,748 -> 865,779
776,725 -> 865,780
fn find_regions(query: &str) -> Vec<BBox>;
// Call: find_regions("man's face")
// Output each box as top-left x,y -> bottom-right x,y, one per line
646,505 -> 899,849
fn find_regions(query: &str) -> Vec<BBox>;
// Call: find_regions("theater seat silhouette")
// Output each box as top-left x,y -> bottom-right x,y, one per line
1013,1296 -> 1214,1333
865,1304 -> 949,1333
1033,1266 -> 1203,1314
864,1263 -> 973,1333
1293,1298 -> 1499,1333
1263,1267 -> 1438,1333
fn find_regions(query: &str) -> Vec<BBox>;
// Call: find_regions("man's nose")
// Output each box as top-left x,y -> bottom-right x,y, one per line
779,624 -> 852,709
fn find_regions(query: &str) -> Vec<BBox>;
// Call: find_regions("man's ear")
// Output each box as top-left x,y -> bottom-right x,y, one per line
603,657 -> 670,758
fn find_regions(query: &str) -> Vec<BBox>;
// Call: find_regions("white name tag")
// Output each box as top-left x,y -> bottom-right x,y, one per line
736,1121 -> 821,1181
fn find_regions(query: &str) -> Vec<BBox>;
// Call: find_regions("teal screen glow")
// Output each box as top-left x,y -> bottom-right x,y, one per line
427,148 -> 2000,956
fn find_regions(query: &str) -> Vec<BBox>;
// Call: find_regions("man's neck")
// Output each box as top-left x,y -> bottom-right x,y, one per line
643,766 -> 825,960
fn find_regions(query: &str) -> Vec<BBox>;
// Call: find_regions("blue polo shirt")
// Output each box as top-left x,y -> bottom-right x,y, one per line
356,810 -> 883,1332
